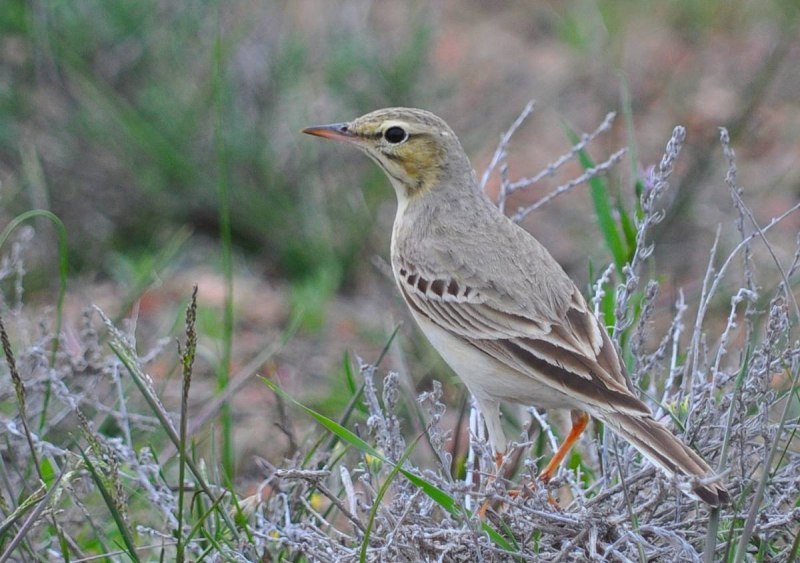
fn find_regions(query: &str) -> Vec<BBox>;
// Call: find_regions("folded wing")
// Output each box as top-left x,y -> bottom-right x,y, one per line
396,264 -> 650,417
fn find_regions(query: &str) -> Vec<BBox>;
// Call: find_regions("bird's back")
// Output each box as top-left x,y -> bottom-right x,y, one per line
392,186 -> 576,326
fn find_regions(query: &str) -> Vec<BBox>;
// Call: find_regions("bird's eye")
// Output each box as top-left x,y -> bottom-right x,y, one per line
384,126 -> 407,144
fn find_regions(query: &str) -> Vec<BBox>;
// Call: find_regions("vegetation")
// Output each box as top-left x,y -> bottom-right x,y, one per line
0,1 -> 798,561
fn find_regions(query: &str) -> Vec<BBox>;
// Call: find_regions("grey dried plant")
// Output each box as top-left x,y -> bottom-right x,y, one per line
246,108 -> 798,561
1,105 -> 798,562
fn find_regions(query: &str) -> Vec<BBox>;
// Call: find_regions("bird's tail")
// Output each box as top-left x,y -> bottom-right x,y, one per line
602,412 -> 730,507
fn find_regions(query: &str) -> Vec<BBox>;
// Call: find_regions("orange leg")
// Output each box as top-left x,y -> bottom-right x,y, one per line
538,410 -> 589,483
479,410 -> 590,517
494,451 -> 504,472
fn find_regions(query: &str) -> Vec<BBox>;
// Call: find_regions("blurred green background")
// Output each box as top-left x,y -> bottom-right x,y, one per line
2,0 -> 441,287
1,0 -> 799,467
3,0 -> 798,289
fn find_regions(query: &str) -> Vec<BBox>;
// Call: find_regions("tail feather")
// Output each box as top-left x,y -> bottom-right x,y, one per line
603,413 -> 730,507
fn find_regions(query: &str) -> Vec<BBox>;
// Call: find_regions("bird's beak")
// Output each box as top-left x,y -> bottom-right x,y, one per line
302,122 -> 356,143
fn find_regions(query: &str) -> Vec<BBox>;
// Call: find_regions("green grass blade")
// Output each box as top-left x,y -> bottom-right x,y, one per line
0,467 -> 67,563
262,377 -> 460,515
305,328 -> 402,466
484,517 -> 519,555
787,516 -> 800,563
176,287 -> 198,563
0,485 -> 46,539
617,195 -> 637,256
183,488 -> 229,552
343,351 -> 357,396
602,283 -> 616,329
0,210 -> 68,365
263,377 -> 521,556
0,209 -> 69,433
99,310 -> 240,541
359,433 -> 424,562
213,13 -> 235,483
79,450 -> 140,563
563,126 -> 627,273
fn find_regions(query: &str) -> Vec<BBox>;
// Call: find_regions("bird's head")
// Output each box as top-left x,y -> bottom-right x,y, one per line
303,108 -> 473,201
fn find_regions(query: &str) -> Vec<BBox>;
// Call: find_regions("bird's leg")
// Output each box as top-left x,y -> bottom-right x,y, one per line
479,410 -> 589,516
538,410 -> 589,483
476,450 -> 506,518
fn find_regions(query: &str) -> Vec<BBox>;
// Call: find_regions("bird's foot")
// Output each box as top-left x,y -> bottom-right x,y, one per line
478,477 -> 560,518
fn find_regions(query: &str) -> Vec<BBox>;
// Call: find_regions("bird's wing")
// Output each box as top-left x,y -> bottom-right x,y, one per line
396,262 -> 649,416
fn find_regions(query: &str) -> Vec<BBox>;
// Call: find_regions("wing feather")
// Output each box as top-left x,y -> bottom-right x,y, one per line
397,265 -> 648,415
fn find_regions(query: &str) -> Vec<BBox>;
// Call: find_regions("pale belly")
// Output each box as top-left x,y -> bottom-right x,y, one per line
414,313 -> 577,411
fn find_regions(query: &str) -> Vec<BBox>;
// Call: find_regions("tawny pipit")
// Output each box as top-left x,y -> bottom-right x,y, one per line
303,108 -> 729,506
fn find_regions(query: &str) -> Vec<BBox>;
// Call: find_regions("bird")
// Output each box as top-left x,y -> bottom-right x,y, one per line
303,107 -> 730,507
